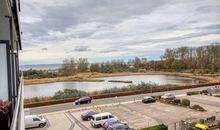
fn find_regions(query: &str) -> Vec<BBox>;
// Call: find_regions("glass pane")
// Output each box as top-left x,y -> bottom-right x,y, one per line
102,116 -> 108,120
0,44 -> 8,100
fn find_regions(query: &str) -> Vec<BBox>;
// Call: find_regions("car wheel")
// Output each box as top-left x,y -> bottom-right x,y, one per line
39,123 -> 45,128
98,124 -> 102,128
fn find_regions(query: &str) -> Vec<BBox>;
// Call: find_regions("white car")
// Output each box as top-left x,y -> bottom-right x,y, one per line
90,112 -> 117,128
161,93 -> 175,100
25,115 -> 47,128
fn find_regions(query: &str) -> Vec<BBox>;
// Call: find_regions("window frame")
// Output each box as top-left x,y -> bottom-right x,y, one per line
0,40 -> 11,101
33,117 -> 41,122
102,115 -> 108,120
96,117 -> 101,121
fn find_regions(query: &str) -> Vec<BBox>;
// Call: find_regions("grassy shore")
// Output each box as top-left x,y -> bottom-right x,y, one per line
108,80 -> 133,83
24,71 -> 220,86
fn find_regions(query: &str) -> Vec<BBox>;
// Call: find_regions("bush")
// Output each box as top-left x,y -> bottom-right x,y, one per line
174,99 -> 181,104
201,90 -> 208,95
191,104 -> 206,111
218,121 -> 220,127
23,69 -> 58,79
152,95 -> 162,100
181,99 -> 190,106
139,124 -> 168,130
187,91 -> 200,96
33,97 -> 40,102
53,89 -> 87,99
200,119 -> 204,124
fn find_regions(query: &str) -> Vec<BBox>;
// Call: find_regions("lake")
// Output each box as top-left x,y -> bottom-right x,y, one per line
24,75 -> 204,98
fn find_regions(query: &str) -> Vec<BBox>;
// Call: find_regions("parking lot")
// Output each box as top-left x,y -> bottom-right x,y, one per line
28,95 -> 220,130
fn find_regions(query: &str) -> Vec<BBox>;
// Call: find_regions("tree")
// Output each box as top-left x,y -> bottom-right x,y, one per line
77,58 -> 89,72
90,63 -> 101,72
60,58 -> 77,76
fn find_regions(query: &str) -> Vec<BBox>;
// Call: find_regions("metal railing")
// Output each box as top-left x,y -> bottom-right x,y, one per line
10,77 -> 24,130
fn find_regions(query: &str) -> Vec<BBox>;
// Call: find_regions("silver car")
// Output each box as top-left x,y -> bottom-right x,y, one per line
161,93 -> 175,100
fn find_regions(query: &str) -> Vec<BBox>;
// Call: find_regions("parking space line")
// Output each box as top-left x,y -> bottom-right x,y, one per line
66,112 -> 90,130
42,115 -> 51,128
65,113 -> 75,130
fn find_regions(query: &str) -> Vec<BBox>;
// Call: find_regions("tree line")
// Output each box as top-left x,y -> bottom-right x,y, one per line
58,43 -> 220,76
159,43 -> 220,72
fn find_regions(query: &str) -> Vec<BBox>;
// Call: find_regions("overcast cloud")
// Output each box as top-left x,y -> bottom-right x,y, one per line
19,0 -> 220,65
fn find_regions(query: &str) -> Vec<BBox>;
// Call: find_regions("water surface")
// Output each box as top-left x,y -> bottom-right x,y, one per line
24,75 -> 204,98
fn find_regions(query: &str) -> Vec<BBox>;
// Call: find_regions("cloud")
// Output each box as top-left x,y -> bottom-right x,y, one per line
20,0 -> 220,64
41,48 -> 48,51
73,46 -> 91,52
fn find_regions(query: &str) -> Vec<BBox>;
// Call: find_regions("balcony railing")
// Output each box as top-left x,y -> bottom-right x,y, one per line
10,77 -> 24,130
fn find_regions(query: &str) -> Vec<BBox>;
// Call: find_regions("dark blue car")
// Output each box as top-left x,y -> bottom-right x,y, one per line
103,118 -> 120,129
107,123 -> 134,130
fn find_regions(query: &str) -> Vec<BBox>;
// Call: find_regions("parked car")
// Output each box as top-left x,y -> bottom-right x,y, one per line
81,111 -> 99,121
103,118 -> 121,129
25,115 -> 46,129
75,96 -> 92,105
161,93 -> 175,100
142,96 -> 156,103
107,123 -> 134,130
90,112 -> 117,128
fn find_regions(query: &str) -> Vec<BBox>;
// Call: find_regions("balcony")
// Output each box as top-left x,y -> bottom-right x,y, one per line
10,77 -> 24,130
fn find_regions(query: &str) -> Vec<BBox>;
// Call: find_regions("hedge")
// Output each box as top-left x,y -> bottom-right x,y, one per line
181,99 -> 190,106
186,91 -> 200,96
139,124 -> 168,130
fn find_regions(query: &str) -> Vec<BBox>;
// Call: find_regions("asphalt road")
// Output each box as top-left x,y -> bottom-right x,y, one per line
27,86 -> 214,115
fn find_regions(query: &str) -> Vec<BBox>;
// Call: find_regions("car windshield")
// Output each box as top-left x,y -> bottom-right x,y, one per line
82,97 -> 90,100
164,93 -> 172,96
89,111 -> 97,115
144,96 -> 151,99
84,111 -> 92,116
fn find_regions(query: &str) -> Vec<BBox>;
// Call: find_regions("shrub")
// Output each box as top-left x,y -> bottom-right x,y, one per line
53,89 -> 87,99
187,91 -> 200,96
152,95 -> 162,100
33,97 -> 40,102
200,119 -> 204,124
218,121 -> 220,127
201,90 -> 208,95
191,104 -> 206,111
174,99 -> 181,104
181,99 -> 190,106
139,124 -> 168,130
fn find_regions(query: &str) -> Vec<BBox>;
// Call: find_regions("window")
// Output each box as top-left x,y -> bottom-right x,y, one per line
0,43 -> 9,100
96,117 -> 101,121
102,116 -> 108,120
33,118 -> 40,121
109,115 -> 114,118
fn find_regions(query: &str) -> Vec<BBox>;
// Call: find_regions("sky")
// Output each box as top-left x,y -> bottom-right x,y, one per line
19,0 -> 220,65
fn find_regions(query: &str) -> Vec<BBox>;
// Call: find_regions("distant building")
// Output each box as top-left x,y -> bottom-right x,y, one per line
0,0 -> 23,130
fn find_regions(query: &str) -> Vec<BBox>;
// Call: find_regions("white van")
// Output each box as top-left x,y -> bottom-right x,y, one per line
90,112 -> 117,128
25,115 -> 47,128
